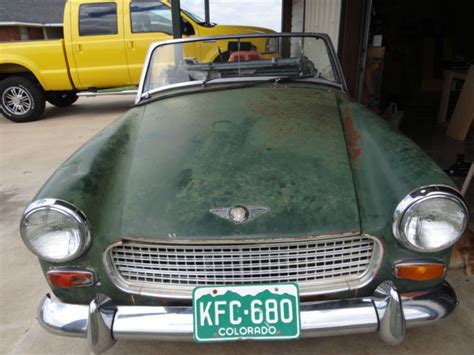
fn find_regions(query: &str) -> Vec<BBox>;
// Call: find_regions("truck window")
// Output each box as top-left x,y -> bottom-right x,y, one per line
130,2 -> 172,34
79,3 -> 118,36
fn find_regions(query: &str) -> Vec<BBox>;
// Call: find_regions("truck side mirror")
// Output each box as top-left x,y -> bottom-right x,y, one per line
182,20 -> 195,36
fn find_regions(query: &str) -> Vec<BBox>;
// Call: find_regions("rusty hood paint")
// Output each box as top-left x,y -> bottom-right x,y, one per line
117,85 -> 360,240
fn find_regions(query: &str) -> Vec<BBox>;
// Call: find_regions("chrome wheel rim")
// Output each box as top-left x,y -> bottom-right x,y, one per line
2,86 -> 33,115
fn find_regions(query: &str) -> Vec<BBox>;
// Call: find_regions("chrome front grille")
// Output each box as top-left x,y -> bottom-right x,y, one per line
106,235 -> 382,298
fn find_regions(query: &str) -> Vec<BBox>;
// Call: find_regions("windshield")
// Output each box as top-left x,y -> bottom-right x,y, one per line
138,34 -> 342,102
180,6 -> 205,24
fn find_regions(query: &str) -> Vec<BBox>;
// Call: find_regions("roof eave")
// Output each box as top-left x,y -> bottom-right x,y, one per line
0,21 -> 63,28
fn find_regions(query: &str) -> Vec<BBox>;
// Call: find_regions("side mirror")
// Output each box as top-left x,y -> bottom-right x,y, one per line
182,20 -> 195,35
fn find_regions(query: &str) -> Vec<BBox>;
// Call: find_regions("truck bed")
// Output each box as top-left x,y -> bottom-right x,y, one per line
0,39 -> 73,91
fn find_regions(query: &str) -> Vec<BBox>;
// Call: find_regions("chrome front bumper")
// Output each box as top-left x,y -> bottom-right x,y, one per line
38,281 -> 457,354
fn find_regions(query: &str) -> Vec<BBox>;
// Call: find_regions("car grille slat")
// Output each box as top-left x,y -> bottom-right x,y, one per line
118,265 -> 369,284
112,250 -> 373,271
106,235 -> 381,298
111,243 -> 374,258
114,258 -> 371,277
111,244 -> 374,258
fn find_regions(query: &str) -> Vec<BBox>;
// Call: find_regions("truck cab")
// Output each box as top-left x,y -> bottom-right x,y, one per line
0,0 -> 273,122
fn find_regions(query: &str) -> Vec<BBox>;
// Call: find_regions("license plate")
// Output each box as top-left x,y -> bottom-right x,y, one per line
193,283 -> 300,342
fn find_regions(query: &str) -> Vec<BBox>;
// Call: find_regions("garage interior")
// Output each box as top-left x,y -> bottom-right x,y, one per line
368,0 -> 474,231
283,0 -> 474,223
1,0 -> 473,353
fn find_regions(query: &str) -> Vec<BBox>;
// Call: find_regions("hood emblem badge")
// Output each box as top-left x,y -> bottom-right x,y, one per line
210,206 -> 269,224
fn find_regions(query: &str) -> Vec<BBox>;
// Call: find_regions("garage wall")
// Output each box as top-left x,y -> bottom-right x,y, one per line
291,0 -> 304,32
291,0 -> 342,50
0,26 -> 21,41
304,0 -> 342,50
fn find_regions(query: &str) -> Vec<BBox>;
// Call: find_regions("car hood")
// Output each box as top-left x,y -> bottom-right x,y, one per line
120,85 -> 360,241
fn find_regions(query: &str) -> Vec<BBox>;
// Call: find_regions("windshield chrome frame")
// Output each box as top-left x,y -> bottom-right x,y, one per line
135,33 -> 348,104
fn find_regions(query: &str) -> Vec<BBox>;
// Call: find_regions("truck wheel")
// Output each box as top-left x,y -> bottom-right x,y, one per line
46,91 -> 78,107
0,77 -> 45,123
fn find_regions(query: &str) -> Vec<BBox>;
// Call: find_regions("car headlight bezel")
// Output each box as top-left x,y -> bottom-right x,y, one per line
20,198 -> 91,262
392,185 -> 468,253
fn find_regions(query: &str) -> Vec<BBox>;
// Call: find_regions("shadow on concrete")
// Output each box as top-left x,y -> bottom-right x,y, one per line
0,96 -> 135,124
42,96 -> 135,121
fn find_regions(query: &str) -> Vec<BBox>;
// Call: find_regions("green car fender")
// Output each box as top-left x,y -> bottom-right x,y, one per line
337,94 -> 455,292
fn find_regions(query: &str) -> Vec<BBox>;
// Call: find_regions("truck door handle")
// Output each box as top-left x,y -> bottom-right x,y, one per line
127,41 -> 135,49
75,44 -> 82,53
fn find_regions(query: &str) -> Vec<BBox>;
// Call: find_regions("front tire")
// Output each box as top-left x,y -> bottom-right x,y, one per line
0,77 -> 45,123
46,91 -> 78,107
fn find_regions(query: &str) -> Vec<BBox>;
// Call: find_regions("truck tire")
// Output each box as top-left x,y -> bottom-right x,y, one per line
46,91 -> 78,107
0,76 -> 45,123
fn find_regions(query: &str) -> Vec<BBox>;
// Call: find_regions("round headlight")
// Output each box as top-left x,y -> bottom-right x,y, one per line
393,186 -> 468,252
20,199 -> 91,262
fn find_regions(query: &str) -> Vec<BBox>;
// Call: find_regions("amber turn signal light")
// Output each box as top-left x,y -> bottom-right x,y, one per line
395,263 -> 446,281
47,270 -> 95,288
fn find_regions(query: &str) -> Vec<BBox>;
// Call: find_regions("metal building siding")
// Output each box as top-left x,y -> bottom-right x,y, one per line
291,0 -> 305,32
304,0 -> 342,49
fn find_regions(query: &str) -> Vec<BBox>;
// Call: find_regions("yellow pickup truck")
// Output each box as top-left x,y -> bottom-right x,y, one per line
0,0 -> 272,122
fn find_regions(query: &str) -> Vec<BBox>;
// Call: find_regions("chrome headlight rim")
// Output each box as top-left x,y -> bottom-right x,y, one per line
392,185 -> 468,253
20,198 -> 91,263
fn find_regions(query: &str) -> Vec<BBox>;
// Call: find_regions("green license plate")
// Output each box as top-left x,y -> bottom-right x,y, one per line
193,283 -> 300,342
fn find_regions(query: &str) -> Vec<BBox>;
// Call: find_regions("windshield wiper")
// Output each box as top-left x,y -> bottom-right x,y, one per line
274,75 -> 313,83
203,74 -> 315,87
141,72 -> 335,104
199,61 -> 224,87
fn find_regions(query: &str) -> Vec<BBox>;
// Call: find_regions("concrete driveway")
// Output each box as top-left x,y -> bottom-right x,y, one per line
1,96 -> 473,354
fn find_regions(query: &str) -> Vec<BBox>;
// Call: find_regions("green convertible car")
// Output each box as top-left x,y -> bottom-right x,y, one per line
21,33 -> 468,352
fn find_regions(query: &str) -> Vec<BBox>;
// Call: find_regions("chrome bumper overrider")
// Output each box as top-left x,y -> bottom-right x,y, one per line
37,281 -> 457,354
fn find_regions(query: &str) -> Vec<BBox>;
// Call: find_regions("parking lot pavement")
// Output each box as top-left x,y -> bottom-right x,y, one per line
1,96 -> 473,354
